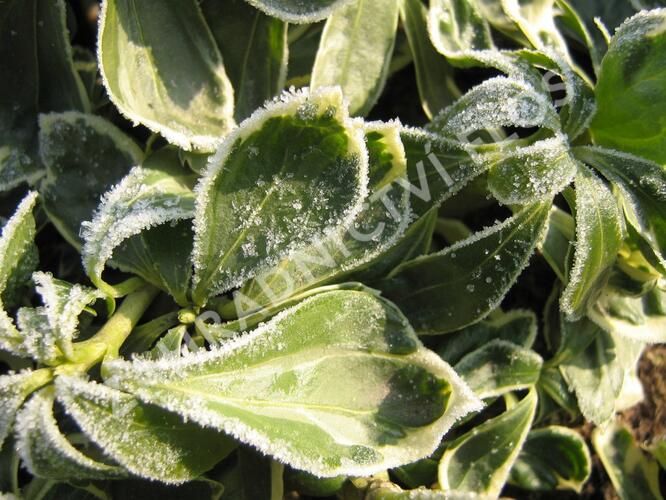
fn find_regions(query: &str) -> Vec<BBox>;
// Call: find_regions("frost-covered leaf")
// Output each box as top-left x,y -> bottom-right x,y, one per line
98,0 -> 236,151
454,340 -> 543,399
191,87 -> 368,306
575,146 -> 666,274
500,0 -> 570,57
539,206 -> 574,282
28,272 -> 103,361
38,112 -> 143,248
55,376 -> 236,484
81,148 -> 196,302
202,0 -> 288,122
236,121 -> 409,311
487,134 -> 577,205
147,325 -> 187,360
559,318 -> 623,425
365,481 -> 450,498
312,0 -> 398,116
245,0 -> 352,23
561,166 -> 623,319
510,426 -> 591,492
589,287 -> 666,343
399,127 -> 488,217
515,49 -> 596,141
0,192 -> 39,356
0,369 -> 52,449
400,0 -> 460,119
105,290 -> 482,477
16,388 -> 125,480
379,201 -> 550,335
590,9 -> 666,165
430,76 -> 560,140
438,390 -> 537,497
427,0 -> 494,57
593,420 -> 664,500
437,309 -> 537,364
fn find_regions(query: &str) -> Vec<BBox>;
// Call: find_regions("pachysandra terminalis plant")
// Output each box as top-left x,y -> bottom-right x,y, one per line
1,0 -> 665,498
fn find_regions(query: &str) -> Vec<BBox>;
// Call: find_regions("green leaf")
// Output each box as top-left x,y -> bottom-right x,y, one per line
575,146 -> 666,274
593,420 -> 664,500
379,201 -> 550,335
245,0 -> 351,23
0,369 -> 52,448
105,290 -> 482,477
191,87 -> 368,306
436,309 -> 537,364
560,166 -> 623,320
312,0 -> 399,116
500,0 -> 571,57
438,390 -> 537,497
399,0 -> 460,119
430,76 -> 560,140
55,376 -> 236,484
38,112 -> 143,249
202,0 -> 288,122
399,127 -> 488,218
0,192 -> 39,357
590,9 -> 666,165
514,49 -> 596,141
81,148 -> 195,302
427,0 -> 494,57
35,0 -> 90,114
539,206 -> 574,282
454,340 -> 543,399
589,287 -> 666,343
15,388 -> 125,480
31,272 -> 103,361
365,480 -> 449,498
559,318 -> 623,425
148,325 -> 187,360
487,135 -> 577,205
98,0 -> 236,151
0,0 -> 42,192
234,122 -> 410,311
509,426 -> 591,492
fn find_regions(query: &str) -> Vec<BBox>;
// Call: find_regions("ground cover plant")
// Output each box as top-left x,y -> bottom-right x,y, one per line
1,0 -> 665,498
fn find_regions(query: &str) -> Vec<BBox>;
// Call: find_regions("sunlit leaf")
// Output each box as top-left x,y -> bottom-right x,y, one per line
560,166 -> 623,320
454,340 -> 543,399
191,87 -> 369,306
235,121 -> 409,312
438,390 -> 537,497
590,9 -> 666,165
55,376 -> 236,484
105,290 -> 482,477
487,134 -> 577,205
510,426 -> 591,492
0,192 -> 39,357
15,388 -> 125,480
98,0 -> 236,151
81,148 -> 195,302
593,420 -> 664,500
312,0 -> 399,116
427,0 -> 494,57
244,0 -> 352,23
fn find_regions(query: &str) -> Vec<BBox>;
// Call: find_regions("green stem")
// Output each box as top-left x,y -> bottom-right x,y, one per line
66,285 -> 159,370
